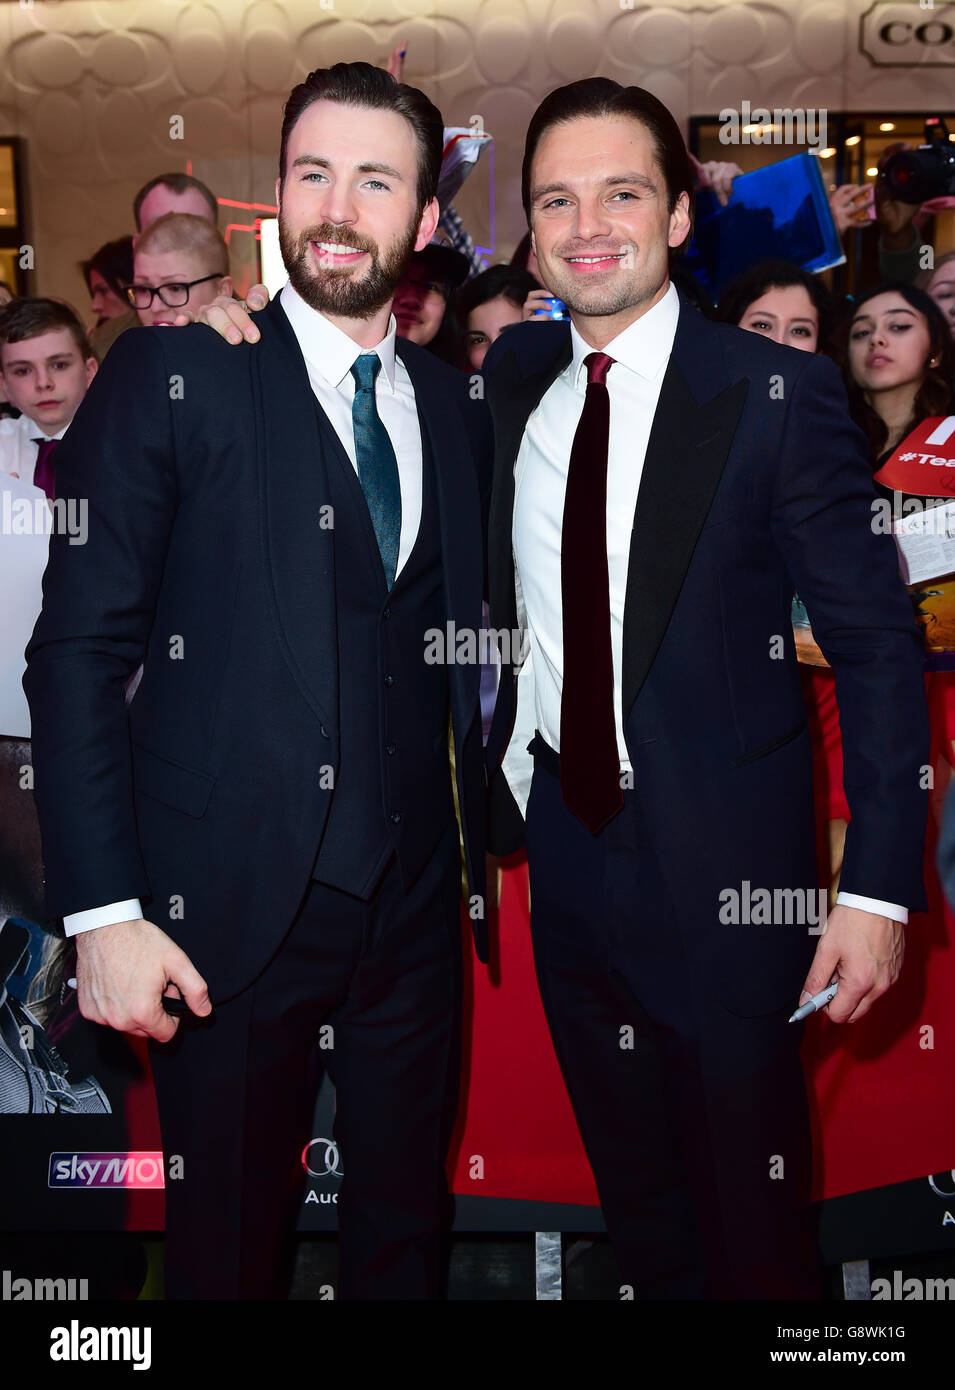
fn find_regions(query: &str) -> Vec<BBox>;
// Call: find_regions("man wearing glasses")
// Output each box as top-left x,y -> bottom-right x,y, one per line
128,212 -> 232,327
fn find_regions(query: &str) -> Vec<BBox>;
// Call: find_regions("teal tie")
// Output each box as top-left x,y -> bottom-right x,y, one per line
349,352 -> 401,589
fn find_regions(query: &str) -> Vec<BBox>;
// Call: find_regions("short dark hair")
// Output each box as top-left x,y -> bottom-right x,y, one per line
521,78 -> 695,253
133,173 -> 218,231
279,61 -> 444,215
80,236 -> 134,299
717,258 -> 836,352
839,281 -> 955,466
0,297 -> 92,361
457,264 -> 540,323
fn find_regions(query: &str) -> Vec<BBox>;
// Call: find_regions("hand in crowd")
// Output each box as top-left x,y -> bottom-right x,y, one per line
799,904 -> 904,1024
184,284 -> 270,343
385,39 -> 408,81
695,158 -> 743,207
828,183 -> 875,236
74,916 -> 212,1042
523,287 -> 560,320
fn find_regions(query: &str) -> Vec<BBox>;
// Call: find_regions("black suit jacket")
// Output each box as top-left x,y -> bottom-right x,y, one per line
483,292 -> 930,1015
23,299 -> 491,999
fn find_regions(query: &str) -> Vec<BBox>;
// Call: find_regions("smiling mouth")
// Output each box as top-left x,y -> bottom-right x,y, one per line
565,252 -> 627,266
311,240 -> 368,263
867,355 -> 892,366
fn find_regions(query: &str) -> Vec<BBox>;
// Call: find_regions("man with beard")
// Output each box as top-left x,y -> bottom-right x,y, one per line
23,62 -> 489,1300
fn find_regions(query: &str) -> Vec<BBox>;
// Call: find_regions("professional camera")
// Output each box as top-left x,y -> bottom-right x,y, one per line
879,116 -> 955,204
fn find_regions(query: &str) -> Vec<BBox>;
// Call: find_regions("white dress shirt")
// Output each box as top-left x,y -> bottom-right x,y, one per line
64,282 -> 424,936
505,280 -> 906,925
0,413 -> 68,486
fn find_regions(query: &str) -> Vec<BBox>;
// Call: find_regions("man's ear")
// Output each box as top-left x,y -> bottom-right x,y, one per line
218,275 -> 234,299
668,190 -> 692,251
275,176 -> 282,212
414,196 -> 440,252
85,356 -> 98,387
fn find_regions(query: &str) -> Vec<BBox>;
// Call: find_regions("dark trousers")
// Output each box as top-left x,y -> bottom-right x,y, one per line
524,741 -> 821,1300
148,818 -> 462,1300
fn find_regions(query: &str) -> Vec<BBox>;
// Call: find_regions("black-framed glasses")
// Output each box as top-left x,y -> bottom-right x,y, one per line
124,272 -> 225,310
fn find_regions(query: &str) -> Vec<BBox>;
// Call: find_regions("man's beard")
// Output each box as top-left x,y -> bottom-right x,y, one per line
541,242 -> 660,319
280,217 -> 419,319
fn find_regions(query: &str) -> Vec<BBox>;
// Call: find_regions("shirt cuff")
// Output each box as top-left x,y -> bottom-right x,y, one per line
62,899 -> 143,936
835,891 -> 908,925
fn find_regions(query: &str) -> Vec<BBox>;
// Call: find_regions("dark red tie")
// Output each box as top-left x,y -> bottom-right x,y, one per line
559,351 -> 624,833
32,438 -> 58,501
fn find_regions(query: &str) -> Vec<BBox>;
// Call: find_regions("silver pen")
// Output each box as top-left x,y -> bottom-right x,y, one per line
788,980 -> 838,1023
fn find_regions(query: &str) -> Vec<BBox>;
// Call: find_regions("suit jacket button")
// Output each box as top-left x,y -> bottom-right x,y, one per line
383,607 -> 392,619
390,811 -> 401,824
384,674 -> 395,687
320,724 -> 330,738
386,743 -> 397,755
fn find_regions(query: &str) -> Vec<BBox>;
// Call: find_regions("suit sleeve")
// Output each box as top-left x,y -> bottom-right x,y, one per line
23,328 -> 179,920
769,352 -> 929,911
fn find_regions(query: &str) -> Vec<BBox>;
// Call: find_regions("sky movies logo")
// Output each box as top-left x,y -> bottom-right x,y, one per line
48,1152 -> 165,1189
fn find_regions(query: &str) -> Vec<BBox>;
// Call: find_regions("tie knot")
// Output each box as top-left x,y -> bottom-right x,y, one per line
350,353 -> 381,392
584,352 -> 614,388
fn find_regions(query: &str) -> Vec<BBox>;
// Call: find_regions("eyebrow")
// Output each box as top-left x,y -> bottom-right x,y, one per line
291,154 -> 405,181
745,311 -> 815,323
4,352 -> 76,366
852,307 -> 917,323
530,171 -> 658,202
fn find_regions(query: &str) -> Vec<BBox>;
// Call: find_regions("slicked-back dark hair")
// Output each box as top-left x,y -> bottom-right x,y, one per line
522,78 -> 695,253
0,297 -> 92,360
279,62 -> 444,216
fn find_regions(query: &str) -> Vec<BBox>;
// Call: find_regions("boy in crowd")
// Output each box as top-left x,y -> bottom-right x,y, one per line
0,298 -> 97,497
129,213 -> 232,327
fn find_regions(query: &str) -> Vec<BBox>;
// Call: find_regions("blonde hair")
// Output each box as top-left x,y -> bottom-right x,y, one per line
135,212 -> 228,271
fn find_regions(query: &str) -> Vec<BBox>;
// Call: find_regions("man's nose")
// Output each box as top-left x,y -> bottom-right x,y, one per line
319,185 -> 358,229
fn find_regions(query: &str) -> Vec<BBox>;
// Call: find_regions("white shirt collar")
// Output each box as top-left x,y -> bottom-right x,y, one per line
279,280 -> 399,393
23,415 -> 70,443
568,279 -> 680,390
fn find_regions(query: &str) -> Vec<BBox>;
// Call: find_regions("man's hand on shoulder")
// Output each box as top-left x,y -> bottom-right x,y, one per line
74,917 -> 212,1043
799,903 -> 904,1024
171,284 -> 270,343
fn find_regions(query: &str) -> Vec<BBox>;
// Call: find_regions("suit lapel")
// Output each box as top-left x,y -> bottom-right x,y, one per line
621,302 -> 748,718
252,298 -> 338,734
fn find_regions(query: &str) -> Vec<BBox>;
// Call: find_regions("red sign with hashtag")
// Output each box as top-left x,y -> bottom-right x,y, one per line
874,416 -> 955,496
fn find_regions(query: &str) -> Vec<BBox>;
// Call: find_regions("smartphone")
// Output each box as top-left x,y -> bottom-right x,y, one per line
532,296 -> 570,321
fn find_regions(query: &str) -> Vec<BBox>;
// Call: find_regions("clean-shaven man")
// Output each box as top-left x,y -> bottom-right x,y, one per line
481,79 -> 928,1299
24,62 -> 489,1300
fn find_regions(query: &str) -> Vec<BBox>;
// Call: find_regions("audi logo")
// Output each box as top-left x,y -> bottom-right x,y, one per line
928,1169 -> 955,1199
302,1137 -> 343,1179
